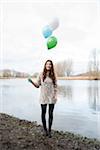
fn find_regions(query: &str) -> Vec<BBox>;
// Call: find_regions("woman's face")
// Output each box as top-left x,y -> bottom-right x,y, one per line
46,61 -> 52,71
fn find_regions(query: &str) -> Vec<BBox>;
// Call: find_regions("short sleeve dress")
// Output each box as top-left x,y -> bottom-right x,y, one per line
36,72 -> 57,104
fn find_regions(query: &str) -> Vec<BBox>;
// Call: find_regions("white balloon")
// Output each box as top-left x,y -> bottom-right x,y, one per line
49,17 -> 59,31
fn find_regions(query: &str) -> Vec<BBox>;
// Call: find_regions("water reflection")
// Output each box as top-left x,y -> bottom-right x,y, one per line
88,81 -> 100,112
1,79 -> 100,139
58,85 -> 73,101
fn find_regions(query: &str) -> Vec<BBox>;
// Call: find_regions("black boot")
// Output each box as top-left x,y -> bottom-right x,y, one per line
43,129 -> 48,136
48,130 -> 52,138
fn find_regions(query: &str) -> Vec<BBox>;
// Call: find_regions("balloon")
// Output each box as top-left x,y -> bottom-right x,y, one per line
49,17 -> 59,31
47,36 -> 57,49
42,26 -> 52,38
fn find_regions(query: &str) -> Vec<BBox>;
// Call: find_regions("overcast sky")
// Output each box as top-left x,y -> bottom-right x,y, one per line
0,0 -> 100,74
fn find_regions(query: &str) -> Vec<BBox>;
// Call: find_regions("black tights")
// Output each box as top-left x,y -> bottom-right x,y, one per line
41,104 -> 55,132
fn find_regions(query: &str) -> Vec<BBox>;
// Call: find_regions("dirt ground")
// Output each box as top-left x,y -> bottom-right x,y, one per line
0,113 -> 100,150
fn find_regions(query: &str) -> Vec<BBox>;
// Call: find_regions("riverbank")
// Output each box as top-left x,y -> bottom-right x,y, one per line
0,76 -> 100,80
0,113 -> 100,150
58,76 -> 100,80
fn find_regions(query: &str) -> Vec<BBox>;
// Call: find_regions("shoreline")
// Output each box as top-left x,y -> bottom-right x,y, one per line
58,76 -> 100,80
0,113 -> 100,150
0,76 -> 100,80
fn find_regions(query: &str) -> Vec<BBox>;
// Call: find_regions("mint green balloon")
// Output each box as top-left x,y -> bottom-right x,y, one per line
47,36 -> 57,49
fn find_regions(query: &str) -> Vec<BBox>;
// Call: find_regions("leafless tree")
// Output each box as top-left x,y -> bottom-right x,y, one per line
64,59 -> 73,76
88,48 -> 100,79
55,61 -> 65,77
55,59 -> 73,77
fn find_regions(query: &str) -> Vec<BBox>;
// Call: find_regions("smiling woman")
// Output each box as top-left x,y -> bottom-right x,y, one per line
28,60 -> 58,137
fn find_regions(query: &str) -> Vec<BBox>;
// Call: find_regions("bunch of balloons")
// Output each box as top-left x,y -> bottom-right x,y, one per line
42,18 -> 59,50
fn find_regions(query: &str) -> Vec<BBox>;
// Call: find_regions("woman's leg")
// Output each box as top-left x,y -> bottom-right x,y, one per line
41,104 -> 47,131
48,104 -> 55,133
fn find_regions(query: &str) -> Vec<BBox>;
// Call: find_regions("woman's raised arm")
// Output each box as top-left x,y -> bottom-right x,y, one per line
28,78 -> 39,88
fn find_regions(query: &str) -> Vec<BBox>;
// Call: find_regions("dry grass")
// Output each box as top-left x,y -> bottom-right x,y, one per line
0,76 -> 100,80
57,76 -> 100,80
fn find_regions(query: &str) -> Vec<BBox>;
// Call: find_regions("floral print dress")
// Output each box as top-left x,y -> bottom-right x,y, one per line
36,73 -> 57,104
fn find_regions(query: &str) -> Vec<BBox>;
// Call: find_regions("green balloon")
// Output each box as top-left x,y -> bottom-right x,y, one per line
47,36 -> 57,49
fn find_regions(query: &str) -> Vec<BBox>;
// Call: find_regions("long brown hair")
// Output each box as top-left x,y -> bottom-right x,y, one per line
42,60 -> 56,86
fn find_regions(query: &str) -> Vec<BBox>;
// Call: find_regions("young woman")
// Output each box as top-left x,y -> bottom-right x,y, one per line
28,60 -> 57,138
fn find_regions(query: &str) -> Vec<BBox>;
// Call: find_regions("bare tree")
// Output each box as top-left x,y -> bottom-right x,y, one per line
88,48 -> 100,79
64,59 -> 73,76
55,61 -> 65,77
55,59 -> 73,77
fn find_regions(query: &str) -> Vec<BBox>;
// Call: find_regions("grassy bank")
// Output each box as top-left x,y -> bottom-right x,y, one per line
0,76 -> 100,80
57,76 -> 100,80
0,113 -> 100,150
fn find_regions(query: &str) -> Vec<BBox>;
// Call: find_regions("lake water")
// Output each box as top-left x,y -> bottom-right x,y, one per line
0,79 -> 100,140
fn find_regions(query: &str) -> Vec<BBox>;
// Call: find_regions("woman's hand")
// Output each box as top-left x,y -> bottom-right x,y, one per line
28,78 -> 39,88
28,78 -> 33,83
